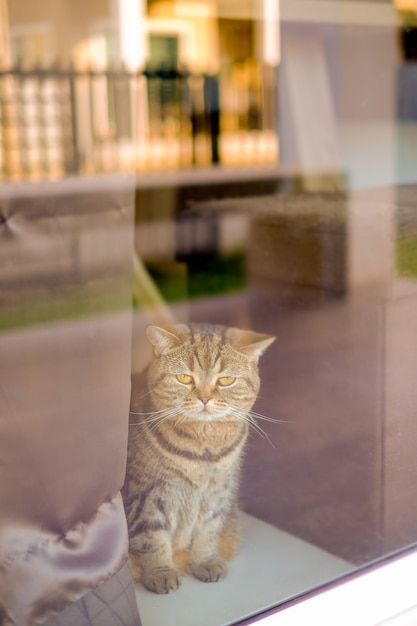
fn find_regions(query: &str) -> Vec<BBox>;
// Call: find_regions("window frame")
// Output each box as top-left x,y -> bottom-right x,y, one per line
244,545 -> 417,625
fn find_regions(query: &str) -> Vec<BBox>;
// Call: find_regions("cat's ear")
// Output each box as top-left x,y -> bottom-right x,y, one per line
228,328 -> 276,359
146,325 -> 187,356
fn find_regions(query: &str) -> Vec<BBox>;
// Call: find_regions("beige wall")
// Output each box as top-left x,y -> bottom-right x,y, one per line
7,0 -> 223,70
7,0 -> 111,65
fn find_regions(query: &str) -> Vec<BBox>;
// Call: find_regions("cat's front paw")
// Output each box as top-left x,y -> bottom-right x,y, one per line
192,559 -> 228,583
142,567 -> 181,594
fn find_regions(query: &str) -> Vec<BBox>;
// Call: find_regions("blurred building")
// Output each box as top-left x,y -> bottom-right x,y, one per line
0,0 -> 280,180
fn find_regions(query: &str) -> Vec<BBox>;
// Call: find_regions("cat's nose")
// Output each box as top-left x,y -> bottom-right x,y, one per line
199,396 -> 211,405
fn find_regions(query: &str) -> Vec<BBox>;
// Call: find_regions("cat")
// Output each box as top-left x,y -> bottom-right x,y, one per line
122,323 -> 275,594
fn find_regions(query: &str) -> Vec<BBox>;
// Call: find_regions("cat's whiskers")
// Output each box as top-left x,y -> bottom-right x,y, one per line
129,406 -> 181,428
148,415 -> 178,433
228,400 -> 292,425
170,412 -> 188,432
230,409 -> 275,447
228,403 -> 283,447
246,409 -> 292,424
146,408 -> 181,429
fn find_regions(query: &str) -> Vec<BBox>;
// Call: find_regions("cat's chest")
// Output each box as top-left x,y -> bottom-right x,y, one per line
166,421 -> 247,465
167,462 -> 229,508
169,442 -> 242,494
176,466 -> 232,521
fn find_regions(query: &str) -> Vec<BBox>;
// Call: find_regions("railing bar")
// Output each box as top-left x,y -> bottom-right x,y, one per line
0,62 -> 277,180
16,73 -> 29,179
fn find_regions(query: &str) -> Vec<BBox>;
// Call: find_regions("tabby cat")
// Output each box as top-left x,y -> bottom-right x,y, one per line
122,323 -> 274,593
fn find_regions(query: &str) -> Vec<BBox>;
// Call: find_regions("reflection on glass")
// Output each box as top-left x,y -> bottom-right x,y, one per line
2,0 -> 417,625
1,0 -> 278,181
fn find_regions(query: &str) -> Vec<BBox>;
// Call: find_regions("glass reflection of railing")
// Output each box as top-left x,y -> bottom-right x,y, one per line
0,63 -> 278,182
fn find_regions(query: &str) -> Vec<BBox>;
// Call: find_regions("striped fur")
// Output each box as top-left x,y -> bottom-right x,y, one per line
122,323 -> 274,593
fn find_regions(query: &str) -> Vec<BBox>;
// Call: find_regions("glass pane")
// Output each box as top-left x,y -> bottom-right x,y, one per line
2,1 -> 417,625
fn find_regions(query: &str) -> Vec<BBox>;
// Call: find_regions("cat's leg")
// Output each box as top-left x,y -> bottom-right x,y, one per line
190,512 -> 229,583
219,503 -> 241,560
130,529 -> 180,593
127,492 -> 180,594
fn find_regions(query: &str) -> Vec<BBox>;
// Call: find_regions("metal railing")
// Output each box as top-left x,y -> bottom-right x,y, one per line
0,63 -> 277,181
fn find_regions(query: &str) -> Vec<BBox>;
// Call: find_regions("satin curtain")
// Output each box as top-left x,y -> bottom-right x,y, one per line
0,182 -> 141,626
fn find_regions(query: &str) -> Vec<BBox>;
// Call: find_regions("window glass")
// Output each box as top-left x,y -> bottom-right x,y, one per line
1,1 -> 417,625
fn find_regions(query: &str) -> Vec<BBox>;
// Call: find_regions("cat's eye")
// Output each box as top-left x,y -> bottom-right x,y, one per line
217,376 -> 237,387
176,374 -> 193,385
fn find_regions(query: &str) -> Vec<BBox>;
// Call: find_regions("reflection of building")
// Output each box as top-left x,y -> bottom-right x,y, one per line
5,0 -> 279,69
0,0 -> 279,180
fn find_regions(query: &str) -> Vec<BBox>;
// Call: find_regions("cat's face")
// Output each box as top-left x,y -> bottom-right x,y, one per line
146,324 -> 275,422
